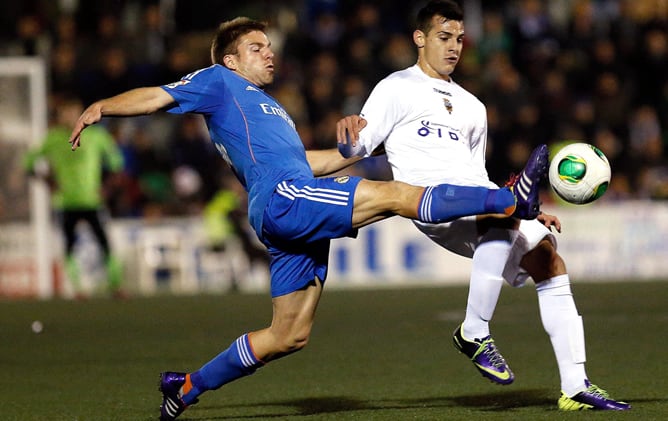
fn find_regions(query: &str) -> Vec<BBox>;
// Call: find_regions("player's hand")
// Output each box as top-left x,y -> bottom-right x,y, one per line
537,212 -> 561,233
336,115 -> 367,146
68,104 -> 102,150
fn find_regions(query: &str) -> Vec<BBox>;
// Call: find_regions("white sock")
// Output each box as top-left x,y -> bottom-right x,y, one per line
462,229 -> 515,340
536,274 -> 588,396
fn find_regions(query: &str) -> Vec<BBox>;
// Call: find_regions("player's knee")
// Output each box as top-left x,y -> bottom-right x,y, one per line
278,327 -> 311,353
522,239 -> 566,281
384,180 -> 417,212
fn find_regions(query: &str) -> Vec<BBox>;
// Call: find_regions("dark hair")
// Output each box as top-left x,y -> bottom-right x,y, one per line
416,0 -> 464,33
210,17 -> 267,65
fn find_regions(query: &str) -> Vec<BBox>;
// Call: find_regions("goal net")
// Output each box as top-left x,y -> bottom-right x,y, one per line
0,57 -> 52,299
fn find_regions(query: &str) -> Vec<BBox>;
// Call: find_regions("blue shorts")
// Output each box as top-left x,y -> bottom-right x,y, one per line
261,176 -> 362,297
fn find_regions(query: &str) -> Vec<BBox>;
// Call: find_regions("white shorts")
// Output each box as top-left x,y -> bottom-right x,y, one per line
413,217 -> 556,287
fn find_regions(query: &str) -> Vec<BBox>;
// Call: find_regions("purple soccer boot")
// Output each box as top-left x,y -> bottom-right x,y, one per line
159,372 -> 196,420
506,144 -> 549,219
452,324 -> 514,385
558,380 -> 631,411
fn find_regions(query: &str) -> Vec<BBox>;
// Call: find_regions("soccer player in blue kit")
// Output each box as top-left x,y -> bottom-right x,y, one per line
69,17 -> 547,420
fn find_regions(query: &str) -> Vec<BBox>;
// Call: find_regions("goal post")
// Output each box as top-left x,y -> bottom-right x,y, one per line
0,57 -> 52,299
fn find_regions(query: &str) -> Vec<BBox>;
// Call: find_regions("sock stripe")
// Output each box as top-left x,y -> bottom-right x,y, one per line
419,186 -> 434,222
236,334 -> 259,368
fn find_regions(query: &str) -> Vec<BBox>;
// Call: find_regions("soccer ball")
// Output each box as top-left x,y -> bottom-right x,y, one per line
548,142 -> 611,204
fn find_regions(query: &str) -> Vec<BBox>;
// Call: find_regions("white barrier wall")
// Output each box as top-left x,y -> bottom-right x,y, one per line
327,201 -> 668,287
2,201 -> 667,298
327,216 -> 472,287
107,201 -> 666,294
544,201 -> 668,281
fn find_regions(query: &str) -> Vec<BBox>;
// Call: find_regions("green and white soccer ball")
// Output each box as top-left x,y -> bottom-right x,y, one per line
548,142 -> 611,204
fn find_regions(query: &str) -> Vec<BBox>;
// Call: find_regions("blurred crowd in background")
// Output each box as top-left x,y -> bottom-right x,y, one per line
2,0 -> 668,219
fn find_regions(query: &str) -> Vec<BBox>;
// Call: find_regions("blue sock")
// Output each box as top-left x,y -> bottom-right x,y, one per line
183,334 -> 263,404
418,185 -> 515,223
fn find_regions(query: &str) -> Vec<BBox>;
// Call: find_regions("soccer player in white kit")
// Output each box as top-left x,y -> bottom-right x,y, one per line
337,0 -> 629,411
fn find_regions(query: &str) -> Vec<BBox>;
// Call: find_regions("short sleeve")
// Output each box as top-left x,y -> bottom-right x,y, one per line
161,65 -> 226,115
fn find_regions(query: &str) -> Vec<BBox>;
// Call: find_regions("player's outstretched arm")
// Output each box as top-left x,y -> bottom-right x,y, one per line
306,148 -> 363,177
69,87 -> 174,150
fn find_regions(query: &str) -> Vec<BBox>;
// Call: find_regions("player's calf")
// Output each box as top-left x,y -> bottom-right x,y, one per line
417,185 -> 516,223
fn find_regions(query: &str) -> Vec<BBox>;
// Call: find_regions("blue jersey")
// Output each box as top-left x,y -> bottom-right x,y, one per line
161,65 -> 313,236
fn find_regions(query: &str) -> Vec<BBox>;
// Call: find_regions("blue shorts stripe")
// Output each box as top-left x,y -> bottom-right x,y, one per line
276,181 -> 350,205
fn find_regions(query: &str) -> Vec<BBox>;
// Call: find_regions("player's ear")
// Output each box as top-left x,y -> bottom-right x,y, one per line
413,30 -> 425,48
223,54 -> 237,70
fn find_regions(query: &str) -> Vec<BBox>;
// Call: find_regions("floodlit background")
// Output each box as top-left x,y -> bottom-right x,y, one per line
0,0 -> 667,297
1,2 -> 667,419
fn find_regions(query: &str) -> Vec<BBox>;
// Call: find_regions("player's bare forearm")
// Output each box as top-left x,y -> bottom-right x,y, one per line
306,148 -> 362,176
69,87 -> 174,150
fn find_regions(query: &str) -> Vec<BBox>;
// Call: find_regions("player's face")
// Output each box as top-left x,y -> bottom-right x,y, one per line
226,30 -> 275,87
414,16 -> 464,81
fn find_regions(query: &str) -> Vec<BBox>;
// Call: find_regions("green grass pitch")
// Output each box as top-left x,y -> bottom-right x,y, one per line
1,280 -> 666,420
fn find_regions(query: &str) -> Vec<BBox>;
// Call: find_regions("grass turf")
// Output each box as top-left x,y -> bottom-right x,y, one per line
1,280 -> 666,420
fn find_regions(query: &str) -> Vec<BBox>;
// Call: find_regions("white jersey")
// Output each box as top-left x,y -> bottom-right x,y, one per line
356,64 -> 556,286
356,64 -> 496,189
